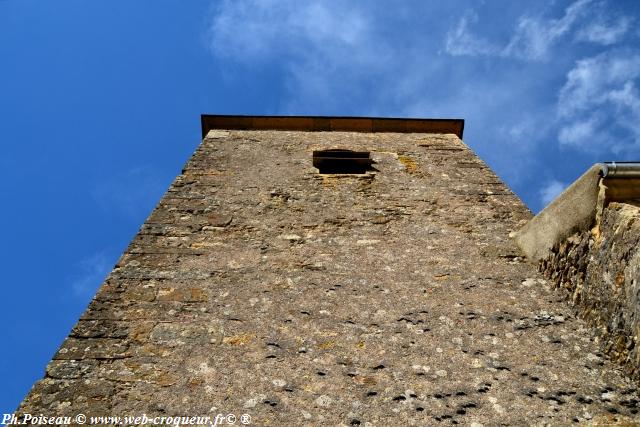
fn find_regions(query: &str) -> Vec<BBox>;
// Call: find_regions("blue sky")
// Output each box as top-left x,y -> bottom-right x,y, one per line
1,0 -> 639,411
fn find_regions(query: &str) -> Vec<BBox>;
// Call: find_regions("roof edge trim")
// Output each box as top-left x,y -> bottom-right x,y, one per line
201,115 -> 464,138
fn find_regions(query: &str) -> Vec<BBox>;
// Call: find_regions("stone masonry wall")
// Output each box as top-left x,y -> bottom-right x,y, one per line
540,201 -> 640,381
17,130 -> 640,425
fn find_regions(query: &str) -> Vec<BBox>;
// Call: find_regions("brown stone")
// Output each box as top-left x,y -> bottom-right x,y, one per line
156,287 -> 208,302
541,202 -> 640,381
207,213 -> 233,227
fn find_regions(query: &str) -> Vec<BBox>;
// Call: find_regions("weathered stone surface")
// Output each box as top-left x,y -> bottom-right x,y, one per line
540,201 -> 640,383
16,129 -> 640,425
46,360 -> 98,379
150,322 -> 222,347
71,320 -> 130,339
54,338 -> 129,360
156,286 -> 208,302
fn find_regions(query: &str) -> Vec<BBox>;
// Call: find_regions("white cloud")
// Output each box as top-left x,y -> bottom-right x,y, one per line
444,0 -> 632,61
502,0 -> 592,60
558,52 -> 640,116
210,0 -> 370,60
540,180 -> 567,206
575,17 -> 632,45
608,81 -> 640,113
70,252 -> 111,297
557,114 -> 601,146
444,12 -> 499,57
557,51 -> 640,152
209,1 -> 392,113
500,115 -> 550,142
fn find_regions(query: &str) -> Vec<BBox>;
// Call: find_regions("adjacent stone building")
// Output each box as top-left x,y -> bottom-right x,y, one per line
17,116 -> 640,425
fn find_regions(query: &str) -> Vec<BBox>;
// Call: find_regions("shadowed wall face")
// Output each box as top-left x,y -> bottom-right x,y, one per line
17,128 -> 640,424
540,201 -> 640,380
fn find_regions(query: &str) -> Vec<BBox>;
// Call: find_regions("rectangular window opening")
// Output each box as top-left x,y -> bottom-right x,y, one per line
312,149 -> 374,174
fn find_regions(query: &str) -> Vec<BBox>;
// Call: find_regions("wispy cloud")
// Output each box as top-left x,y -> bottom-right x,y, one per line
69,252 -> 112,297
557,115 -> 602,146
557,50 -> 640,153
210,0 -> 369,60
502,0 -> 592,60
445,0 -> 627,61
575,16 -> 632,45
444,12 -> 500,57
208,1 -> 399,113
540,180 -> 567,207
442,0 -> 640,158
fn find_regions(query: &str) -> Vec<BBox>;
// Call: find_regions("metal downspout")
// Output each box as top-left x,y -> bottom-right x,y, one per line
599,162 -> 640,178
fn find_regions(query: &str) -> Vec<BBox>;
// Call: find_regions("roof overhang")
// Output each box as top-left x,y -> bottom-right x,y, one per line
201,115 -> 464,139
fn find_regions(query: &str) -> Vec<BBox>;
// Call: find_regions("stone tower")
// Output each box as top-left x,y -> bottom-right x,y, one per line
17,116 -> 640,425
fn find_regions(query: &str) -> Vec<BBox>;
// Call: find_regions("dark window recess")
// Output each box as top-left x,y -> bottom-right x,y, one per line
313,149 -> 375,174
